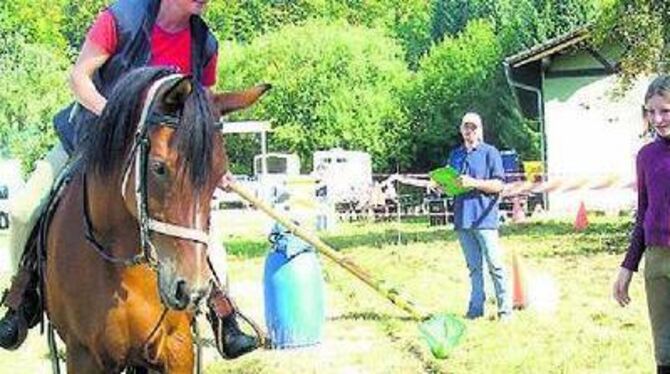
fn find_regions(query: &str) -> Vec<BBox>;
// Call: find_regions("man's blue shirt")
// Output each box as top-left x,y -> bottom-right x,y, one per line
447,142 -> 504,230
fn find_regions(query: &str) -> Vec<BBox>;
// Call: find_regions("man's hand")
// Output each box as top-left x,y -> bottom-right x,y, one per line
613,267 -> 633,307
457,175 -> 479,189
457,175 -> 504,194
217,171 -> 236,192
428,180 -> 443,194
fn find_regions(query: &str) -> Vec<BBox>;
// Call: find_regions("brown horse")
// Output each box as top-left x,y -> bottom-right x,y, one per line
44,67 -> 269,373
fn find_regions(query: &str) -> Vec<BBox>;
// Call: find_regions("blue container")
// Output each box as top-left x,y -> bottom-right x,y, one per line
263,223 -> 325,348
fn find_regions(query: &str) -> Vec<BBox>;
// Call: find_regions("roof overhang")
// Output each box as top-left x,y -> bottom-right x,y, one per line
505,27 -> 590,68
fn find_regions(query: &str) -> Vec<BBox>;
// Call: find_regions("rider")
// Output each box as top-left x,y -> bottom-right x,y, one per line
0,0 -> 258,359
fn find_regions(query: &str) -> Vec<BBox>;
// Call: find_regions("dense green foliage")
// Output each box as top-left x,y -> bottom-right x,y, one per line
407,21 -> 503,169
219,20 -> 411,171
594,0 -> 670,87
1,0 -> 655,174
0,27 -> 71,172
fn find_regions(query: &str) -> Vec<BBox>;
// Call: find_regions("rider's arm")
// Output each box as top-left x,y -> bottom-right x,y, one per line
69,40 -> 110,116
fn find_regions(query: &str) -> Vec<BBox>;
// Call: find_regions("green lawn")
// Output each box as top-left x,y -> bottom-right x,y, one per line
0,216 -> 653,373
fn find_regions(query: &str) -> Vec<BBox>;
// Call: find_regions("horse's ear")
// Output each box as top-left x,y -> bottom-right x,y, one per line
210,83 -> 272,118
162,76 -> 193,110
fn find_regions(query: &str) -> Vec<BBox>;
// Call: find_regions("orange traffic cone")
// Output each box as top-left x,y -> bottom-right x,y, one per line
511,249 -> 527,310
512,197 -> 525,223
574,201 -> 589,232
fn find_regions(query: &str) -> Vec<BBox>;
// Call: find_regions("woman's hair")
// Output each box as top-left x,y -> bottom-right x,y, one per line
645,75 -> 670,102
640,75 -> 670,137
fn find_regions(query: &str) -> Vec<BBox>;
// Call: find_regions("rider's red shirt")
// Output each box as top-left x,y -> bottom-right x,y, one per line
86,10 -> 218,87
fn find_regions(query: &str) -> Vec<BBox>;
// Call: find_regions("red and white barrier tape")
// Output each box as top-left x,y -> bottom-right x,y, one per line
376,173 -> 636,196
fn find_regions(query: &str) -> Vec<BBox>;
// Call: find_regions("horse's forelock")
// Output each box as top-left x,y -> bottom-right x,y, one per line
82,67 -> 218,191
173,83 -> 217,190
83,67 -> 178,178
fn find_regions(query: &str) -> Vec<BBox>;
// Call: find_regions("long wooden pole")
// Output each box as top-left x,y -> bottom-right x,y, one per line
228,182 -> 426,321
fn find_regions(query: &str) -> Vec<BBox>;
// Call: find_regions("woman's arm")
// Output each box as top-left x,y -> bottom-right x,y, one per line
69,40 -> 111,116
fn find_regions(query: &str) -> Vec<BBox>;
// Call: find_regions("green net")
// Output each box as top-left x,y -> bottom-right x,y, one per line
418,314 -> 466,359
429,167 -> 471,197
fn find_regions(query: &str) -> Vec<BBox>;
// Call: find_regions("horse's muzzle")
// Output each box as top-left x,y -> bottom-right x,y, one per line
158,265 -> 210,311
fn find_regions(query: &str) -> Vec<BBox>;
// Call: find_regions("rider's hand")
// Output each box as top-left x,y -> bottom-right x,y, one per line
217,171 -> 236,192
613,267 -> 633,307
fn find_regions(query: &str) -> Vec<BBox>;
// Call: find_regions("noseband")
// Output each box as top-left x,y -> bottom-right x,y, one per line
84,74 -> 210,268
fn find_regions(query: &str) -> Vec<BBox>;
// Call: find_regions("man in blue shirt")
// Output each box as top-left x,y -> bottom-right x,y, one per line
447,112 -> 512,320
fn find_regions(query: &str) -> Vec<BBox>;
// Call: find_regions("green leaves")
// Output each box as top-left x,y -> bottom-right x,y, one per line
0,0 -> 610,174
593,0 -> 669,86
0,36 -> 70,172
218,20 -> 411,171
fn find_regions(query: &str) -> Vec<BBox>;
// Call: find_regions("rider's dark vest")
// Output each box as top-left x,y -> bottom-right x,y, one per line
53,0 -> 218,155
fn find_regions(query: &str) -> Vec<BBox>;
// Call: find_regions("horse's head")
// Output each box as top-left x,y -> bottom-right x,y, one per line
83,67 -> 270,311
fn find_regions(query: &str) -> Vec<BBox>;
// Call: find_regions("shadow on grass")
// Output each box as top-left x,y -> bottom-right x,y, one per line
500,219 -> 632,238
226,219 -> 634,259
227,227 -> 457,259
328,311 -> 417,322
502,220 -> 633,258
330,311 -> 453,373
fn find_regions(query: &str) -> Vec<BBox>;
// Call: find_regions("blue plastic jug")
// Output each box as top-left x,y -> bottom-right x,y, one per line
263,223 -> 325,348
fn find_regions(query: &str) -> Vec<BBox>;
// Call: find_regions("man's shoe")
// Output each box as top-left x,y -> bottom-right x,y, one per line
463,311 -> 483,320
208,311 -> 258,359
0,309 -> 28,350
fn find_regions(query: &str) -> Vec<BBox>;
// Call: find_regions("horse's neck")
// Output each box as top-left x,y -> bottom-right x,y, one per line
86,172 -> 140,254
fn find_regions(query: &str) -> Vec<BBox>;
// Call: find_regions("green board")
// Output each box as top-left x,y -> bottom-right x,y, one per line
429,166 -> 471,196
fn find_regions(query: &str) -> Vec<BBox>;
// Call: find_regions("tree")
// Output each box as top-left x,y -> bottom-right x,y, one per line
217,20 -> 411,172
407,20 -> 538,170
594,0 -> 669,86
0,0 -> 70,51
0,35 -> 70,172
431,0 -> 496,43
59,0 -> 111,50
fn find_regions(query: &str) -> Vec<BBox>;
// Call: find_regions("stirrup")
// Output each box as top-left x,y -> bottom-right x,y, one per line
206,309 -> 262,359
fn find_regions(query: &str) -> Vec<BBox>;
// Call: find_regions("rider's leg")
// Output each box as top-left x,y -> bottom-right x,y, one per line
9,143 -> 68,271
206,224 -> 258,359
0,143 -> 68,350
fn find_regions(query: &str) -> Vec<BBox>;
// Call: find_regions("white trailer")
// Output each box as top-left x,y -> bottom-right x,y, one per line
312,149 -> 373,207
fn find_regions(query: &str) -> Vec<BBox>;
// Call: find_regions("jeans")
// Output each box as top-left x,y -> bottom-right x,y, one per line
457,229 -> 511,317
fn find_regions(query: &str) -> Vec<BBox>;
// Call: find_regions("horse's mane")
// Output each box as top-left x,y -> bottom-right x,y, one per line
81,67 -> 216,189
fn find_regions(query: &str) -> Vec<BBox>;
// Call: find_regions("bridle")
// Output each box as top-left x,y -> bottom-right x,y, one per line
84,74 -> 210,268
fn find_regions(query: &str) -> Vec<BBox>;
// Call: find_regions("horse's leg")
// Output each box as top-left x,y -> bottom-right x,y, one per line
67,343 -> 106,374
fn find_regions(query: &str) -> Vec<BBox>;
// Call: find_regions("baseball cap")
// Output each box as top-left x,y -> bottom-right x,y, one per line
461,112 -> 482,127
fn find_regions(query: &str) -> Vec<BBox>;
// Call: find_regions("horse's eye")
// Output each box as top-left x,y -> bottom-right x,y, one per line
151,161 -> 167,177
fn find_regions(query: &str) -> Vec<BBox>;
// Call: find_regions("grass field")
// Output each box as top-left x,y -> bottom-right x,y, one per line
0,215 -> 654,373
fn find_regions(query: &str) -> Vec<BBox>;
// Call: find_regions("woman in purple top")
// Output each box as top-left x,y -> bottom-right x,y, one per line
613,75 -> 670,373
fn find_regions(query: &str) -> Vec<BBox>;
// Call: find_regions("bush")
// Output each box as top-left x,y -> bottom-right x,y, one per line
0,0 -> 69,51
406,20 -> 502,170
0,35 -> 71,173
217,20 -> 412,172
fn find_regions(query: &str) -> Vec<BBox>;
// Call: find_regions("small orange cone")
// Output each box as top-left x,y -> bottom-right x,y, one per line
511,197 -> 525,223
511,249 -> 527,310
574,201 -> 589,232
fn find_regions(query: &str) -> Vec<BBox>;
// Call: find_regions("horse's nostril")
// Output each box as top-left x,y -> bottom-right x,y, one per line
174,279 -> 190,309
